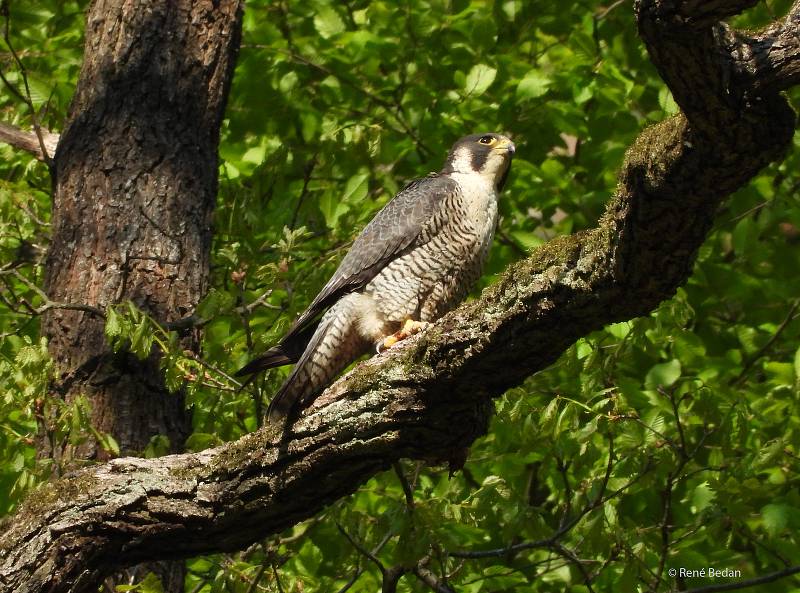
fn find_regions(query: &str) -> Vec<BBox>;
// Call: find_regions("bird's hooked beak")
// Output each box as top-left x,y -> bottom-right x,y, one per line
492,137 -> 515,192
494,137 -> 516,157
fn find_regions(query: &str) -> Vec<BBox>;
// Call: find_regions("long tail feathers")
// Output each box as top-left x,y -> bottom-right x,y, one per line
234,317 -> 323,387
264,314 -> 336,423
234,347 -> 294,378
237,296 -> 371,423
265,296 -> 369,423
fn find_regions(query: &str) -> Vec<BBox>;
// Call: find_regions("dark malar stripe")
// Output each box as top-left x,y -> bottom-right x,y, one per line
470,147 -> 490,172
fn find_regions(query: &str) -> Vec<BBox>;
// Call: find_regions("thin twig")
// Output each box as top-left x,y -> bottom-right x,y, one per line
661,386 -> 688,459
336,523 -> 385,575
270,562 -> 284,593
164,288 -> 279,332
335,531 -> 393,593
9,269 -> 106,318
243,562 -> 268,593
11,193 -> 50,226
555,456 -> 572,532
35,301 -> 107,318
291,154 -> 318,229
1,3 -> 54,166
552,543 -> 597,593
184,350 -> 242,388
733,299 -> 800,386
393,462 -> 415,511
450,455 -> 652,559
651,471 -> 675,593
596,0 -> 628,20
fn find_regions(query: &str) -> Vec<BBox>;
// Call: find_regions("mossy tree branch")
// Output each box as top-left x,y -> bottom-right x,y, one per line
0,1 -> 797,592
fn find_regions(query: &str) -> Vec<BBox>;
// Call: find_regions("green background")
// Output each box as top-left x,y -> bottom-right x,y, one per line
1,1 -> 799,591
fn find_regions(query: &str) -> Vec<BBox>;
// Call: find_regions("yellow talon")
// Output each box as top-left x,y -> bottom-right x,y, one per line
381,335 -> 399,350
402,319 -> 429,335
378,319 -> 430,353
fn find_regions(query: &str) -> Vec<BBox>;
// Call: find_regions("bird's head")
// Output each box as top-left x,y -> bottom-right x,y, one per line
441,133 -> 515,191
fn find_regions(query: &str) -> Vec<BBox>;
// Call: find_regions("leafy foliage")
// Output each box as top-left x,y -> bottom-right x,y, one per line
1,0 -> 799,592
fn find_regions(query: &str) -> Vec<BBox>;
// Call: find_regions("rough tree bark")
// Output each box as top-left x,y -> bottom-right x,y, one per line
0,0 -> 797,592
31,0 -> 242,590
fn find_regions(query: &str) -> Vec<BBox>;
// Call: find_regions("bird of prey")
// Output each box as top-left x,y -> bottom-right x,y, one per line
237,133 -> 515,421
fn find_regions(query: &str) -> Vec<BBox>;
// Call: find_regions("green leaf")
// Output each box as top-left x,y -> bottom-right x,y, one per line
185,433 -> 221,452
15,346 -> 41,369
342,172 -> 369,204
96,432 -> 120,457
761,503 -> 790,537
516,70 -> 550,100
540,397 -> 559,429
129,319 -> 152,360
143,435 -> 170,458
196,288 -> 235,320
658,87 -> 679,115
645,359 -> 682,389
463,64 -> 497,95
25,74 -> 52,109
241,143 -> 266,165
105,306 -> 122,339
318,190 -> 349,229
690,482 -> 716,513
138,572 -> 165,593
607,321 -> 632,339
314,6 -> 346,39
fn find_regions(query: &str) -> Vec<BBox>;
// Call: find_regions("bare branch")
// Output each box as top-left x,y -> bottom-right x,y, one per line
1,5 -> 56,165
449,456 -> 652,560
676,0 -> 760,26
393,462 -> 415,511
3,269 -> 106,319
335,531 -> 393,593
413,561 -> 455,593
0,122 -> 59,161
736,1 -> 800,96
382,567 -> 404,593
732,298 -> 800,385
336,523 -> 386,576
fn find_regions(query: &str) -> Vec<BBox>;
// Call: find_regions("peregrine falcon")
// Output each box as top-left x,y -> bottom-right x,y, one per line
237,133 -> 515,421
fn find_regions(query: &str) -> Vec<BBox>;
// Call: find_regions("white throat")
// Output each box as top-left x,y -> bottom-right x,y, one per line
449,170 -> 498,232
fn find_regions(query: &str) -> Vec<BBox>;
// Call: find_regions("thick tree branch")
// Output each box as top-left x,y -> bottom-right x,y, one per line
0,2 -> 798,592
736,2 -> 800,96
0,122 -> 59,161
675,0 -> 759,26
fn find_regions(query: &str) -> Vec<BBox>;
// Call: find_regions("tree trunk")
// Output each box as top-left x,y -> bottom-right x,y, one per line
38,0 -> 243,589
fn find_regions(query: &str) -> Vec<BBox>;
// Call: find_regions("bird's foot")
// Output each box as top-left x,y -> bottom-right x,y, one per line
377,319 -> 431,352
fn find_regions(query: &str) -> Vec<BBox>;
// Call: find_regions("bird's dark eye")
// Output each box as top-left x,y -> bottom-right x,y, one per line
478,135 -> 494,145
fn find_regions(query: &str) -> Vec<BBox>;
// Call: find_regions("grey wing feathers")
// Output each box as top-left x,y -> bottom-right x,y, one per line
274,174 -> 456,343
